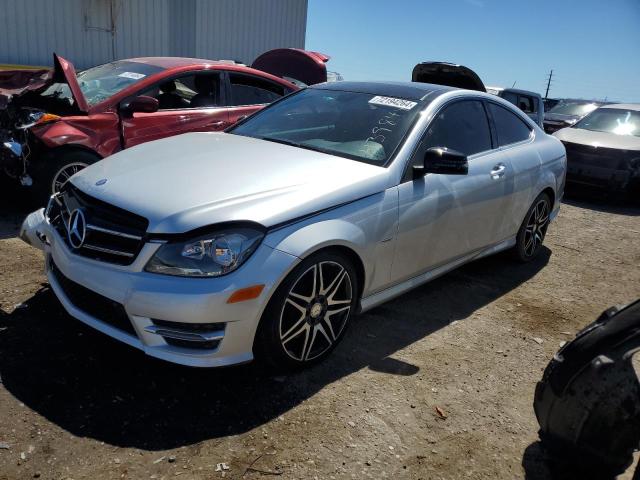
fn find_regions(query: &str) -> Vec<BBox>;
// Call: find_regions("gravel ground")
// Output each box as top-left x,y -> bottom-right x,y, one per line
1,185 -> 639,480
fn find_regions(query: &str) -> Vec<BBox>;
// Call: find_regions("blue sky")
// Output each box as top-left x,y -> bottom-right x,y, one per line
306,0 -> 640,103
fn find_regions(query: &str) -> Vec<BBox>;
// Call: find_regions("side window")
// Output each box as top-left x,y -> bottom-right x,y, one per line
488,103 -> 532,146
140,72 -> 222,110
228,73 -> 285,106
417,100 -> 492,158
517,95 -> 534,113
502,91 -> 518,106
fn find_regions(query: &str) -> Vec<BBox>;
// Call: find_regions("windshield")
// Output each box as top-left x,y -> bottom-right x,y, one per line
230,88 -> 424,165
40,60 -> 164,108
574,108 -> 640,137
547,102 -> 599,116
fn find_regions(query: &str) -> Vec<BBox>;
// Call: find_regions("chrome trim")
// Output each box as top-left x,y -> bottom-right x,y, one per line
81,244 -> 135,258
86,223 -> 143,240
144,325 -> 225,342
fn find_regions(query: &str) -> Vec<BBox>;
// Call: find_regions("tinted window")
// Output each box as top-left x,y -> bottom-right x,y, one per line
231,88 -> 424,165
488,103 -> 532,146
419,100 -> 492,156
518,95 -> 534,113
141,73 -> 222,109
228,73 -> 284,106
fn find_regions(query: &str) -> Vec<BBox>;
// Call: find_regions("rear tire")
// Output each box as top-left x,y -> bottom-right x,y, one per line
32,150 -> 99,205
513,192 -> 551,262
254,250 -> 359,370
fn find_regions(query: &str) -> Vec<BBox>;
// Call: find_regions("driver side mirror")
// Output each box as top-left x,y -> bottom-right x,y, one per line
120,95 -> 159,116
413,147 -> 468,178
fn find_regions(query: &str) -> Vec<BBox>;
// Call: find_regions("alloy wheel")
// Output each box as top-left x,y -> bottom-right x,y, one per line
52,162 -> 88,195
278,261 -> 353,362
523,198 -> 550,258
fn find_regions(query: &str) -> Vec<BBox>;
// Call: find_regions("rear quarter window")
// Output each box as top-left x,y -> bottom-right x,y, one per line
488,103 -> 532,146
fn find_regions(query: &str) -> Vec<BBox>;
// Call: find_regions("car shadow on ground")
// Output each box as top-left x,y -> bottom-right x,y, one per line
0,247 -> 551,451
563,184 -> 640,217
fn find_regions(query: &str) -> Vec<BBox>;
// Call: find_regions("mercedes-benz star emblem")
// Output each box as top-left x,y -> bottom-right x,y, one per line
67,209 -> 87,249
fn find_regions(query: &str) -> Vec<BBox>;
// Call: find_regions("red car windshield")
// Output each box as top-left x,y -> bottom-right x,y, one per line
40,60 -> 164,108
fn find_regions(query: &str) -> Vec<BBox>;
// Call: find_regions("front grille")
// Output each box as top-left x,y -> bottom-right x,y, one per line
562,141 -> 632,169
48,184 -> 148,265
50,259 -> 137,337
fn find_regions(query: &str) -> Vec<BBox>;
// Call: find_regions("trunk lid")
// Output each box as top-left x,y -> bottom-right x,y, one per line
251,48 -> 330,86
412,62 -> 486,92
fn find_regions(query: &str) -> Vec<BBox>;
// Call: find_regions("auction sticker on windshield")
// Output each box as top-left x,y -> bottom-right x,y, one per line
118,72 -> 146,80
369,96 -> 417,110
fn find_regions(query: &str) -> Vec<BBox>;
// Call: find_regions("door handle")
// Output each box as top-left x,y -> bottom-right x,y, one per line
209,120 -> 228,128
490,163 -> 506,179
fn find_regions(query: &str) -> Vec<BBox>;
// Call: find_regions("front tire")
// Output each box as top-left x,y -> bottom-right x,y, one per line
255,251 -> 359,370
513,192 -> 551,262
32,150 -> 99,205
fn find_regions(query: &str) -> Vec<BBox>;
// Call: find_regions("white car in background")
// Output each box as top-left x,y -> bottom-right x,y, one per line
554,103 -> 640,193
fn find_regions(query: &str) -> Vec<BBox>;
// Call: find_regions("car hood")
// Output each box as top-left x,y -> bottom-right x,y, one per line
544,112 -> 582,123
553,127 -> 640,151
71,133 -> 389,234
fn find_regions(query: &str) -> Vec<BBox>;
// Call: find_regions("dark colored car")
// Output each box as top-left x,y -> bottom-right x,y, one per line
553,104 -> 640,193
543,100 -> 603,134
534,299 -> 640,478
0,49 -> 330,201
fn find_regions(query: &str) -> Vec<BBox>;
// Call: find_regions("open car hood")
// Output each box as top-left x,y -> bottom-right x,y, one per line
251,48 -> 330,86
412,62 -> 486,92
52,53 -> 89,112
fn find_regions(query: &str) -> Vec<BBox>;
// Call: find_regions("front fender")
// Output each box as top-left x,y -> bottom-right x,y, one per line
265,218 -> 368,261
30,113 -> 120,158
262,190 -> 399,296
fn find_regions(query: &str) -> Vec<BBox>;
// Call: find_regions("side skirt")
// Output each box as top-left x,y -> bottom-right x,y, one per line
359,236 -> 516,313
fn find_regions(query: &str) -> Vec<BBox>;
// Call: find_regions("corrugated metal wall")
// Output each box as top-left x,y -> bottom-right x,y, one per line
0,0 -> 308,69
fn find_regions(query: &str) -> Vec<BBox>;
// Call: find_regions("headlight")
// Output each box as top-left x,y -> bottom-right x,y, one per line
144,226 -> 265,277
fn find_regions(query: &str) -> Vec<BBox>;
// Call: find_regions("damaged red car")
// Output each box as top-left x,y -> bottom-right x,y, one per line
0,49 -> 330,202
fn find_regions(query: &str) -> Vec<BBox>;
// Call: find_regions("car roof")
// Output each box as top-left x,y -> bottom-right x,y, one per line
488,86 -> 542,98
312,81 -> 455,101
599,103 -> 640,111
125,57 -> 241,69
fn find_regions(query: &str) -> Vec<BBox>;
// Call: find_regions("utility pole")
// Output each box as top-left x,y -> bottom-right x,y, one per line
544,69 -> 554,99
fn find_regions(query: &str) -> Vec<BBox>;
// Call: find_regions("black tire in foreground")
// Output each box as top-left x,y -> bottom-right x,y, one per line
32,150 -> 99,205
534,299 -> 640,478
513,192 -> 551,262
254,250 -> 359,370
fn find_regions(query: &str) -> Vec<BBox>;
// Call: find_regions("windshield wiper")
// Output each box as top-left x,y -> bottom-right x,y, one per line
260,136 -> 301,148
260,136 -> 333,156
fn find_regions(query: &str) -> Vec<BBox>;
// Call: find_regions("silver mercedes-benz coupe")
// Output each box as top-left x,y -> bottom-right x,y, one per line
20,80 -> 567,368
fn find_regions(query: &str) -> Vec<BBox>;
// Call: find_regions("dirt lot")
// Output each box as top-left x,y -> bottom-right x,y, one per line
1,186 -> 639,480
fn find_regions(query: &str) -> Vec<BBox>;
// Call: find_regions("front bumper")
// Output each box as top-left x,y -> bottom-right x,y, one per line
566,162 -> 632,190
20,209 -> 300,367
